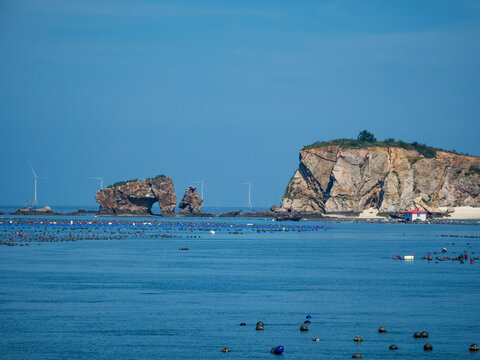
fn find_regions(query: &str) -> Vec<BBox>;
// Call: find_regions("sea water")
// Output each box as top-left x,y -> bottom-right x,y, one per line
0,217 -> 479,359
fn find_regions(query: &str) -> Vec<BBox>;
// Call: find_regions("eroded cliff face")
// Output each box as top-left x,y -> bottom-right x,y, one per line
95,177 -> 177,215
178,186 -> 203,214
281,146 -> 480,214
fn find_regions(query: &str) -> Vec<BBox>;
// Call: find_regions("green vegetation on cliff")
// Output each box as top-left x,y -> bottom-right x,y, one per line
107,179 -> 139,188
148,174 -> 166,180
302,130 -> 458,158
106,175 -> 167,189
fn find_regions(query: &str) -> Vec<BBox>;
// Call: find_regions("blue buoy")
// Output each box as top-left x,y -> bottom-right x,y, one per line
306,314 -> 312,319
271,345 -> 284,354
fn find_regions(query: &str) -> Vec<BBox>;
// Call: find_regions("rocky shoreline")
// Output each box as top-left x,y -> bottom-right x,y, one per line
3,207 -> 479,225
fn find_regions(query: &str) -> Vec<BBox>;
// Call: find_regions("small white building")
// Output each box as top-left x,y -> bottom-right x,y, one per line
404,209 -> 427,222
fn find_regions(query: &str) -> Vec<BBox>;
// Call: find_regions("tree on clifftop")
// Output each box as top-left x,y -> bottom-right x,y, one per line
357,130 -> 376,143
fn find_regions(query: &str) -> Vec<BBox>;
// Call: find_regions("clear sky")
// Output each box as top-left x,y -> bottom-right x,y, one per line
1,0 -> 479,208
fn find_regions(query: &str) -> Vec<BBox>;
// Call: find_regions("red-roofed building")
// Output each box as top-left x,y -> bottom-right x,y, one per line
404,209 -> 427,222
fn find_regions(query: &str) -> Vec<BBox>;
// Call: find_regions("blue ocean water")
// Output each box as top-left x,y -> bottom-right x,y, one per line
0,217 -> 479,359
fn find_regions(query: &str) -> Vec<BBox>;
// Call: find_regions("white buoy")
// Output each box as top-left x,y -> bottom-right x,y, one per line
210,230 -> 215,235
404,255 -> 415,261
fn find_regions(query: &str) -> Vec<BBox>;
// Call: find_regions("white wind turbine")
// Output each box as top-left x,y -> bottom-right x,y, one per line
29,163 -> 40,207
242,182 -> 253,209
90,176 -> 104,190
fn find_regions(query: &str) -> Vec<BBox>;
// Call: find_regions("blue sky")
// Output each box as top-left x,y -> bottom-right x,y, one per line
1,0 -> 479,208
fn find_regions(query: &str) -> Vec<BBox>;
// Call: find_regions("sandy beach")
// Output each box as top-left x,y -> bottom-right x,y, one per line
439,206 -> 480,220
323,207 -> 480,220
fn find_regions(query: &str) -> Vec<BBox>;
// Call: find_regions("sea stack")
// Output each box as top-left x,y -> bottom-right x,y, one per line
95,175 -> 176,216
178,186 -> 203,214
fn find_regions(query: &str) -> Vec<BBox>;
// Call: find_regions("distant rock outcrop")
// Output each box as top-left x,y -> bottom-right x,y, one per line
95,176 -> 177,216
178,186 -> 203,214
281,146 -> 480,214
219,210 -> 242,217
12,206 -> 56,215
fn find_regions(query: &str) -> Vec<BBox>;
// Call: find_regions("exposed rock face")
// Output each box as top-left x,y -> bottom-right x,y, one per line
95,177 -> 176,216
281,146 -> 480,214
178,186 -> 203,214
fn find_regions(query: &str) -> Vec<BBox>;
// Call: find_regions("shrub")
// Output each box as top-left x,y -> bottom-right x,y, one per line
406,155 -> 422,164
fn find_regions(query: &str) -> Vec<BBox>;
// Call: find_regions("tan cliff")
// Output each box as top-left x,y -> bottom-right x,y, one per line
280,146 -> 480,214
95,176 -> 177,216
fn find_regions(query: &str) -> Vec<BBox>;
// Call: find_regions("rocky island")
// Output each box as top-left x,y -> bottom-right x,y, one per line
279,132 -> 480,216
177,186 -> 214,216
11,206 -> 59,216
95,175 -> 177,216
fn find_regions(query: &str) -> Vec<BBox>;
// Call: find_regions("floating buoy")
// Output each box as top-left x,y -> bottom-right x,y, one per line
378,326 -> 387,333
352,353 -> 362,359
300,324 -> 309,332
256,321 -> 264,331
470,344 -> 479,352
220,347 -> 230,352
389,345 -> 398,350
354,335 -> 363,342
420,331 -> 429,338
304,320 -> 311,324
270,345 -> 284,355
210,230 -> 215,235
239,323 -> 246,326
424,343 -> 433,351
413,331 -> 422,338
312,337 -> 320,342
306,314 -> 312,319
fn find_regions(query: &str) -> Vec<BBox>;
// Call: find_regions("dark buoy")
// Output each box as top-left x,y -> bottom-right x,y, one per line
378,326 -> 387,333
256,321 -> 264,331
424,343 -> 433,351
354,335 -> 363,342
300,324 -> 309,332
312,337 -> 320,342
420,331 -> 429,338
413,331 -> 422,338
306,314 -> 312,319
470,344 -> 479,352
239,323 -> 246,326
304,320 -> 311,324
389,345 -> 398,350
221,347 -> 230,352
352,353 -> 362,359
270,345 -> 284,355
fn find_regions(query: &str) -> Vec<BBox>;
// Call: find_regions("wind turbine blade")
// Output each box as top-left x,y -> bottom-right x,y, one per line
29,163 -> 38,178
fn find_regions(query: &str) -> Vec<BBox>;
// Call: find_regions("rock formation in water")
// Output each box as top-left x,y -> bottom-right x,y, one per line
178,186 -> 203,214
11,206 -> 56,215
95,176 -> 176,216
280,145 -> 480,214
